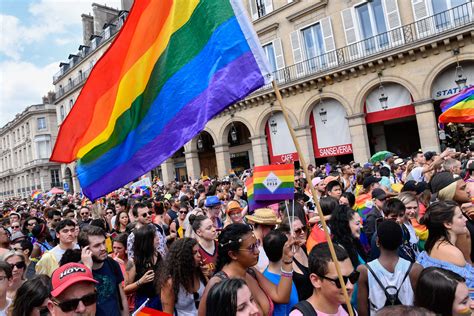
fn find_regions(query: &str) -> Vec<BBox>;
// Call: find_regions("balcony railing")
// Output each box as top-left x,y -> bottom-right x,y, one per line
56,67 -> 93,98
53,12 -> 127,84
260,2 -> 473,91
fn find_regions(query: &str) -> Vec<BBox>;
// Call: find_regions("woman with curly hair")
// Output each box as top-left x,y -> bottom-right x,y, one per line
160,238 -> 207,315
113,210 -> 130,234
124,225 -> 163,311
330,204 -> 367,268
198,223 -> 295,316
11,274 -> 51,316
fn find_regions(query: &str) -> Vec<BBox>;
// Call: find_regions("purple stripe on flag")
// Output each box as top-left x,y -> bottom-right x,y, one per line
83,52 -> 264,199
254,193 -> 295,201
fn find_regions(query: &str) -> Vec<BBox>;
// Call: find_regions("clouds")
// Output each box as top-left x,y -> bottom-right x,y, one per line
0,0 -> 121,127
0,60 -> 57,127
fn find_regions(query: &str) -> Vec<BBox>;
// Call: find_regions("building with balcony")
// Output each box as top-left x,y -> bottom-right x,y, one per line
0,93 -> 61,201
52,0 -> 474,190
155,0 -> 474,183
53,0 -> 132,193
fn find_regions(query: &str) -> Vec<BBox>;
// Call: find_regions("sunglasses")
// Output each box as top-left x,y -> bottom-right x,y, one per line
317,271 -> 360,288
11,225 -> 20,229
238,239 -> 261,253
106,211 -> 114,215
80,213 -> 89,216
179,211 -> 188,215
294,227 -> 305,235
141,212 -> 153,217
52,292 -> 97,313
9,261 -> 26,270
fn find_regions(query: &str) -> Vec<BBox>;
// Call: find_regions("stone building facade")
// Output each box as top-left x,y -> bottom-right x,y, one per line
0,94 -> 61,200
53,0 -> 474,191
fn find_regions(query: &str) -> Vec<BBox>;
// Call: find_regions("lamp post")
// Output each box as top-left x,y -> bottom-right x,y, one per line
319,107 -> 327,124
378,72 -> 388,110
453,48 -> 467,91
197,134 -> 203,151
270,118 -> 277,134
230,123 -> 238,142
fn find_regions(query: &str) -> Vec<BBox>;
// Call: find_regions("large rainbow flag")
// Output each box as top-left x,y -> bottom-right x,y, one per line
253,164 -> 294,201
50,0 -> 272,200
439,86 -> 474,123
353,193 -> 373,220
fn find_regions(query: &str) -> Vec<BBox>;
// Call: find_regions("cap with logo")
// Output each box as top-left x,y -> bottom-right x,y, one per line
51,263 -> 98,298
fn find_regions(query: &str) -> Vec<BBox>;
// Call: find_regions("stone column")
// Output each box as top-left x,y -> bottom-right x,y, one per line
294,125 -> 316,167
413,99 -> 441,153
184,149 -> 201,181
214,143 -> 232,178
249,135 -> 269,167
160,159 -> 175,184
346,113 -> 371,163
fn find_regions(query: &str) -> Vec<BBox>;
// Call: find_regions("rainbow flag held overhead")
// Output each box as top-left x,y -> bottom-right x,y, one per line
31,190 -> 43,202
353,193 -> 373,220
253,164 -> 294,201
245,176 -> 269,212
50,0 -> 272,200
439,86 -> 474,123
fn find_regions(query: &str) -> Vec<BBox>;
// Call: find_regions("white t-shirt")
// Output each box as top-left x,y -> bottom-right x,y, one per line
0,298 -> 12,316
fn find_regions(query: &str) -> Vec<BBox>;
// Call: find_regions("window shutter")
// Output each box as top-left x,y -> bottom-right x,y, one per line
383,0 -> 403,45
320,17 -> 337,67
264,0 -> 273,15
411,0 -> 431,38
249,0 -> 258,20
290,30 -> 305,77
341,8 -> 360,61
273,38 -> 285,83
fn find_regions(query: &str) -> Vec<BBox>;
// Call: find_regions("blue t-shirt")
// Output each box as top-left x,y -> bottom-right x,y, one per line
263,268 -> 298,316
93,258 -> 124,316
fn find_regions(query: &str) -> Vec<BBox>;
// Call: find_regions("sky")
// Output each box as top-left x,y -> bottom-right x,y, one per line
0,0 -> 121,127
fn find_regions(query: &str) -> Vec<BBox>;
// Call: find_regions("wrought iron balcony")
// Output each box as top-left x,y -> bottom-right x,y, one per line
259,2 -> 473,91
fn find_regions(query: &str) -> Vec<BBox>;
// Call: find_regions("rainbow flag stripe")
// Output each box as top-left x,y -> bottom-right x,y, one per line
353,193 -> 373,220
50,0 -> 271,200
245,176 -> 269,211
439,86 -> 474,123
252,164 -> 294,201
31,190 -> 43,202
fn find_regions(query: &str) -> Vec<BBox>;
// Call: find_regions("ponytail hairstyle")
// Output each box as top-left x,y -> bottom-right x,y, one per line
189,214 -> 209,233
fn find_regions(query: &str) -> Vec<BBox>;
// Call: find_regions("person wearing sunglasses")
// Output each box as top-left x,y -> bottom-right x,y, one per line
127,202 -> 166,260
357,220 -> 423,316
290,242 -> 358,316
11,274 -> 52,316
169,206 -> 188,240
47,262 -> 98,316
2,251 -> 27,300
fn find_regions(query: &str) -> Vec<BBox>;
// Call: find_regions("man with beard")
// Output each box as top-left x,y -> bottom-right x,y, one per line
79,225 -> 128,316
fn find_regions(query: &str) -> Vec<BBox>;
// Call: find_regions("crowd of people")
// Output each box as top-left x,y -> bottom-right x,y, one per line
0,148 -> 474,315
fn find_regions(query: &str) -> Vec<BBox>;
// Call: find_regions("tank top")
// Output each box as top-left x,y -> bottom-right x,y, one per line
198,241 -> 218,276
174,282 -> 205,316
293,256 -> 313,301
367,258 -> 414,315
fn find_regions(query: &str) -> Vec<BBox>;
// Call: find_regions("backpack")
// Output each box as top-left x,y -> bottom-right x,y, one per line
291,300 -> 355,316
366,262 -> 413,306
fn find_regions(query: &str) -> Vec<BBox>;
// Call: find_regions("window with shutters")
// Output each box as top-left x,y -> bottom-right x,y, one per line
263,43 -> 277,73
301,23 -> 327,72
249,0 -> 273,20
60,106 -> 65,122
355,0 -> 389,52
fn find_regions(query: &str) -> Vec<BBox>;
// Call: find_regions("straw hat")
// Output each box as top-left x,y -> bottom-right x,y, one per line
226,200 -> 242,213
245,208 -> 281,225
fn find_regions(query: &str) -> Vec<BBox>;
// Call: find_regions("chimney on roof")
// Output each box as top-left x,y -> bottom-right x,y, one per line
82,14 -> 94,46
121,0 -> 133,11
92,3 -> 120,35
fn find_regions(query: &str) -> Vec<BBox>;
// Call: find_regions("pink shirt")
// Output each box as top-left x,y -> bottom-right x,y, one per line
290,305 -> 354,316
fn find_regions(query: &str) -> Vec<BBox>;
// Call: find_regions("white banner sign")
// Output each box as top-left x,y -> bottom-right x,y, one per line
366,83 -> 411,113
130,177 -> 152,189
431,63 -> 474,100
312,99 -> 352,157
267,112 -> 297,163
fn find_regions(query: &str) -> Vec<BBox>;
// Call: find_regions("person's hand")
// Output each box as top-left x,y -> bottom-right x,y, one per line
139,270 -> 155,284
200,263 -> 211,278
81,246 -> 93,269
282,235 -> 297,263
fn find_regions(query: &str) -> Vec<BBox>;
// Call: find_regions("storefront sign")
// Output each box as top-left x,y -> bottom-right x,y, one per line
266,113 -> 298,164
317,144 -> 353,157
431,63 -> 474,100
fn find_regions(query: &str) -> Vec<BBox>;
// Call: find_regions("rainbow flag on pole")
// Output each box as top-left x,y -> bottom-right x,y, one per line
253,164 -> 294,201
31,190 -> 43,202
439,86 -> 474,123
50,0 -> 272,200
353,193 -> 373,220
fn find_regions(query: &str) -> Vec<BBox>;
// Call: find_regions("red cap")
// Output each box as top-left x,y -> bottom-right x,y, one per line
51,263 -> 98,297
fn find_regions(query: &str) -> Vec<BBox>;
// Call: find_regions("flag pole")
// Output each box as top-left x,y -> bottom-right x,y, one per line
271,81 -> 354,315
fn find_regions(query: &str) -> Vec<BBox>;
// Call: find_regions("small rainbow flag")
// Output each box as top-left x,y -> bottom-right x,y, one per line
50,0 -> 272,200
253,164 -> 294,201
439,86 -> 474,123
353,193 -> 373,220
31,190 -> 43,202
245,176 -> 269,212
134,307 -> 170,316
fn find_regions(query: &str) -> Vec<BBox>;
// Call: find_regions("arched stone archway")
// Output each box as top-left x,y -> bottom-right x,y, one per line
196,131 -> 217,177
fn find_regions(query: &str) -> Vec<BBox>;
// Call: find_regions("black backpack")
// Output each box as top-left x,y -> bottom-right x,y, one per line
366,262 -> 413,306
291,300 -> 355,316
